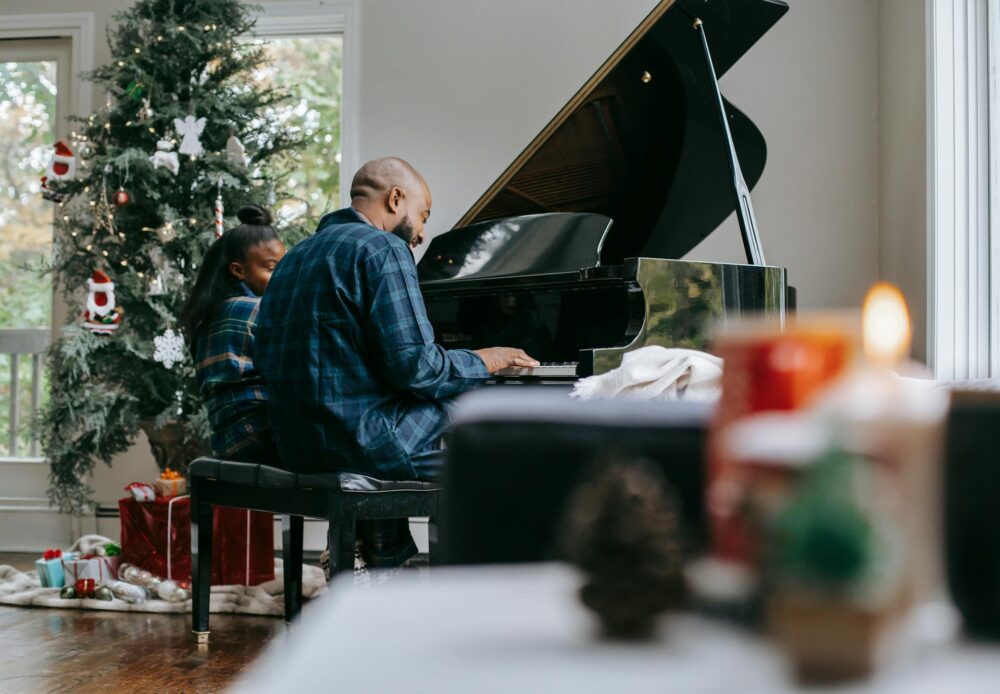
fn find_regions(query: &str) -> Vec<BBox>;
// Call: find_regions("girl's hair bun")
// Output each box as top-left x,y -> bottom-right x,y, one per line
236,204 -> 273,226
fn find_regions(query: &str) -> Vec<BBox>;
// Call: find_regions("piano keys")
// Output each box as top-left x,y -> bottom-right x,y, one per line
418,0 -> 791,381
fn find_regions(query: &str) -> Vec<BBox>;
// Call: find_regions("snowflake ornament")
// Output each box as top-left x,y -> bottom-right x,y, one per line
153,329 -> 186,369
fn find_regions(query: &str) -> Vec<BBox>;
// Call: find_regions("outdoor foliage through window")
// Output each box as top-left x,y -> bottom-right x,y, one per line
0,60 -> 56,330
0,60 -> 56,455
253,36 -> 343,223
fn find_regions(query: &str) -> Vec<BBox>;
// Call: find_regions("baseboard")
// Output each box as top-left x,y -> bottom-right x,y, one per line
0,503 -> 74,552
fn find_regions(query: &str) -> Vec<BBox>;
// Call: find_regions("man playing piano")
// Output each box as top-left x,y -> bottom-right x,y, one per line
255,157 -> 537,566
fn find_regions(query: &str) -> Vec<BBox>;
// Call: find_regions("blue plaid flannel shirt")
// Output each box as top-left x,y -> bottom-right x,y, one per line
193,282 -> 271,459
255,208 -> 488,479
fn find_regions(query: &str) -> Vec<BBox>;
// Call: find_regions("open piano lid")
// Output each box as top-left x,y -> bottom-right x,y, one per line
432,0 -> 788,276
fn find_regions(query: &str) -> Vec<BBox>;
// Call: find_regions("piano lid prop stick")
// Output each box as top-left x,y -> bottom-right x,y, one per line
692,18 -> 767,267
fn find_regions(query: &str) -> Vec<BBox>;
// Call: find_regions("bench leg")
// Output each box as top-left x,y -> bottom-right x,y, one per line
191,481 -> 214,641
327,493 -> 357,582
428,515 -> 441,568
282,514 -> 304,623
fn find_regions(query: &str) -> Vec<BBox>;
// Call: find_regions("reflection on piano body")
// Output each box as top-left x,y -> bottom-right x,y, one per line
418,0 -> 791,382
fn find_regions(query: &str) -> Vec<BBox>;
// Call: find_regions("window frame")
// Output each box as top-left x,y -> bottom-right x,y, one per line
0,12 -> 94,117
253,0 -> 359,209
927,0 -> 1000,379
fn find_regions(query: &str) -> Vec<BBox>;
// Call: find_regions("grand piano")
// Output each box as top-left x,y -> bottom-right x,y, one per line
418,0 -> 790,381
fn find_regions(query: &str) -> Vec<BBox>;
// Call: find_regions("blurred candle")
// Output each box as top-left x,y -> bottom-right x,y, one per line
862,283 -> 911,368
822,282 -> 946,603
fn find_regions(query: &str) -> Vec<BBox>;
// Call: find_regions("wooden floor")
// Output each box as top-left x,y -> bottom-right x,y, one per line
0,553 -> 284,694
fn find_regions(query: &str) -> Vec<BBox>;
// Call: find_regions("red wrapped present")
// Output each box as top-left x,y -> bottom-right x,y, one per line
119,492 -> 274,586
211,508 -> 275,586
119,494 -> 192,581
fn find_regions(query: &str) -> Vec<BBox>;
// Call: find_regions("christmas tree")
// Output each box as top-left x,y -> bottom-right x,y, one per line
40,0 -> 306,512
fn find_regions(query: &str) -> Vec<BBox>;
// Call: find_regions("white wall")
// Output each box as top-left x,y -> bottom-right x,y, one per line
877,0 -> 927,362
687,0 -> 881,316
356,0 -> 660,245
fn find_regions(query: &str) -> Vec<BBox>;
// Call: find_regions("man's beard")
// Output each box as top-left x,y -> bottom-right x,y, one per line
391,216 -> 417,248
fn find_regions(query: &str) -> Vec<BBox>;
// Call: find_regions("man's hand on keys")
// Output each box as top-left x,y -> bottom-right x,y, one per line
474,347 -> 540,374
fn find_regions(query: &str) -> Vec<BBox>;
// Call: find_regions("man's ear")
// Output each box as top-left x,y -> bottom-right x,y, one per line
229,261 -> 246,281
386,186 -> 405,214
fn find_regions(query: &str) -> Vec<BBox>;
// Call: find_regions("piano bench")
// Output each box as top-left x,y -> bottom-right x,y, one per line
187,457 -> 441,638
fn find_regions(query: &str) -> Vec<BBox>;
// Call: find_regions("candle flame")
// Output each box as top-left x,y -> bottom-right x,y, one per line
862,283 -> 911,366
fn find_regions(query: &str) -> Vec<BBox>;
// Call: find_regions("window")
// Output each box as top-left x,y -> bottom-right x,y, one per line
253,35 -> 344,221
0,38 -> 71,457
252,1 -> 359,220
1,54 -> 58,328
928,0 -> 1000,379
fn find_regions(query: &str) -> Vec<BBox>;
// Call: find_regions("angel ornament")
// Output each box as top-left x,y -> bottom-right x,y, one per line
150,139 -> 180,175
174,114 -> 207,159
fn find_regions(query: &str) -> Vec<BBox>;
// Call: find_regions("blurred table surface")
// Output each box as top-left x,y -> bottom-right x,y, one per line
233,563 -> 1000,694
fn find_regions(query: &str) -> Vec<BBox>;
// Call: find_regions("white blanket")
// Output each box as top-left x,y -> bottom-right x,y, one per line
571,346 -> 723,402
0,562 -> 329,616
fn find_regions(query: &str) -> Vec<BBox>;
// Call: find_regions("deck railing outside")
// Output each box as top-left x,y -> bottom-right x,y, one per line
0,328 -> 50,460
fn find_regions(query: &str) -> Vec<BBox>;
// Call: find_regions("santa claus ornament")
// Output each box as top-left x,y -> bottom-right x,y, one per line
40,140 -> 76,202
82,270 -> 123,334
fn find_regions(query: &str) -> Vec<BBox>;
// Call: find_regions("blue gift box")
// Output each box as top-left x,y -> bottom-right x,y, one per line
35,556 -> 65,588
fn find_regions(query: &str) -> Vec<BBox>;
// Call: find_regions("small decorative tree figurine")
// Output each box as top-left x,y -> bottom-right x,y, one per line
767,449 -> 900,683
560,455 -> 686,639
39,0 -> 305,512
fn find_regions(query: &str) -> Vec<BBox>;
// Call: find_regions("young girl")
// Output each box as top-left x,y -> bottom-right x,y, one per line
181,204 -> 286,463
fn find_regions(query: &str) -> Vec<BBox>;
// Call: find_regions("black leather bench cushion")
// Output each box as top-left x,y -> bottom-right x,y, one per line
188,458 -> 439,492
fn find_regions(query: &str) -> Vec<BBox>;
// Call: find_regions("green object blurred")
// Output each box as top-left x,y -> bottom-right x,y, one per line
770,449 -> 879,591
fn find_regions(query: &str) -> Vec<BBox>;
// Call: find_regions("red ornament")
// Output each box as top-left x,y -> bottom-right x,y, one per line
75,578 -> 97,598
113,187 -> 131,207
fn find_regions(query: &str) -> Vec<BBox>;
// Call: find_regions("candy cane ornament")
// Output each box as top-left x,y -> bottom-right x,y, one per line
214,182 -> 224,238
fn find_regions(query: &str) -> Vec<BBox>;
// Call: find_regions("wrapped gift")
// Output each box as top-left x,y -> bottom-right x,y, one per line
62,554 -> 120,585
119,494 -> 192,581
75,578 -> 97,598
211,508 -> 275,586
35,548 -> 66,588
63,554 -> 118,585
154,468 -> 187,498
126,482 -> 156,502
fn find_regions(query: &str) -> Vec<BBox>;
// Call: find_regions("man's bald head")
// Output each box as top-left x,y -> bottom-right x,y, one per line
350,157 -> 428,201
349,157 -> 432,248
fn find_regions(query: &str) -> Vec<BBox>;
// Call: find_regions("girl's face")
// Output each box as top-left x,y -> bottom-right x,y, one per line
230,239 -> 286,295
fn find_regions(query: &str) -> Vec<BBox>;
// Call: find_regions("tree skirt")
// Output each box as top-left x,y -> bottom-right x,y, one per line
0,562 -> 328,616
